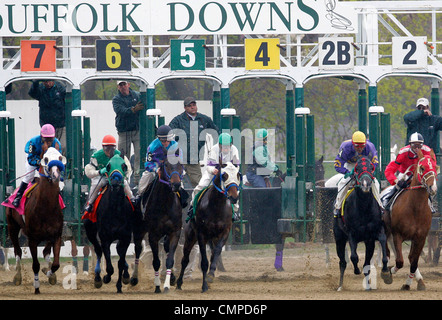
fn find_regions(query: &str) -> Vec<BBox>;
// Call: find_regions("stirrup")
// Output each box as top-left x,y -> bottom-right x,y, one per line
83,203 -> 93,214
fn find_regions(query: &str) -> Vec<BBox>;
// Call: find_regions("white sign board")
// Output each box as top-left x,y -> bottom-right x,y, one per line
318,37 -> 354,70
392,36 -> 428,70
0,0 -> 357,36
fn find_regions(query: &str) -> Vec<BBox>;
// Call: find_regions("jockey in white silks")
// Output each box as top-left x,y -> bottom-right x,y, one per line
188,132 -> 241,219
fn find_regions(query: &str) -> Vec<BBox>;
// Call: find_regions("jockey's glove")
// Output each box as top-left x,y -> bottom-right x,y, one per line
396,179 -> 407,189
99,167 -> 107,176
344,168 -> 354,179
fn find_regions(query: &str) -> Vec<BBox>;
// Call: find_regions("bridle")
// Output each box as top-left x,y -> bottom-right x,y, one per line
416,156 -> 437,194
158,161 -> 183,188
211,166 -> 241,203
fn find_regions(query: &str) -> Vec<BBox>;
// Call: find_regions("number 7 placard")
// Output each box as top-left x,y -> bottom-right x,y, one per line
21,40 -> 56,72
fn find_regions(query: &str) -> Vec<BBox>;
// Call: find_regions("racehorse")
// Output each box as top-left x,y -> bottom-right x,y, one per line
177,161 -> 241,293
131,153 -> 185,293
83,154 -> 134,293
333,156 -> 389,291
382,149 -> 438,290
4,147 -> 66,294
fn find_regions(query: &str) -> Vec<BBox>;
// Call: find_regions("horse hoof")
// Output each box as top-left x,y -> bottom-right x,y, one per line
103,275 -> 111,284
417,279 -> 426,291
163,287 -> 170,294
13,274 -> 22,286
337,286 -> 343,292
122,275 -> 130,285
170,273 -> 176,286
130,277 -> 138,286
48,273 -> 57,285
401,284 -> 410,291
381,271 -> 393,285
34,288 -> 40,295
275,267 -> 284,272
94,274 -> 103,288
354,268 -> 361,275
207,273 -> 214,283
155,286 -> 161,294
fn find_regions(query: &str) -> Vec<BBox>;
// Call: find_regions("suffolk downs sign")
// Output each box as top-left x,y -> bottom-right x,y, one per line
0,0 -> 357,36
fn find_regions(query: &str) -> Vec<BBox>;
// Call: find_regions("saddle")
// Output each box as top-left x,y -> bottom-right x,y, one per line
81,186 -> 134,223
2,182 -> 65,215
186,186 -> 235,222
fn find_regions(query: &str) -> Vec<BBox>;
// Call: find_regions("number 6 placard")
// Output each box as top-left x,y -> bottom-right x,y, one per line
392,36 -> 427,70
96,39 -> 132,71
21,40 -> 56,72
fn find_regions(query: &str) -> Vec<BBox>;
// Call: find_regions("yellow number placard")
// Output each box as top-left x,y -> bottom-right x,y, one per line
245,38 -> 280,70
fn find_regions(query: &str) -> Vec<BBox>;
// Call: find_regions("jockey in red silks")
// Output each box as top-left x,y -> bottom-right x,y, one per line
382,132 -> 435,212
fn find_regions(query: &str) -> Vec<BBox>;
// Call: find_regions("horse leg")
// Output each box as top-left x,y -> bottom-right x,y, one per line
378,231 -> 392,285
102,241 -> 114,284
348,237 -> 360,275
335,238 -> 347,291
274,235 -> 285,272
29,240 -> 41,294
390,234 -> 404,279
163,231 -> 181,293
199,236 -> 210,293
84,220 -> 103,288
115,239 -> 130,293
403,240 -> 426,291
41,241 -> 58,285
362,240 -> 376,291
6,213 -> 23,285
149,237 -> 161,293
130,231 -> 145,286
207,236 -> 228,283
177,225 -> 197,290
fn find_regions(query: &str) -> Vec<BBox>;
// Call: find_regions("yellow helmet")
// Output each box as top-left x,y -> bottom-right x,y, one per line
352,131 -> 366,145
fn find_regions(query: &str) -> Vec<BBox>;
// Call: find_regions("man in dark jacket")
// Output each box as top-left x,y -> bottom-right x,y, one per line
169,97 -> 219,187
28,79 -> 66,150
112,80 -> 144,186
404,97 -> 442,152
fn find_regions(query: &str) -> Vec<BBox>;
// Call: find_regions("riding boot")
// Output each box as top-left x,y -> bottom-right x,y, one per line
333,208 -> 340,218
82,202 -> 93,215
12,182 -> 28,207
382,187 -> 398,211
178,187 -> 189,208
131,195 -> 140,208
232,203 -> 240,222
429,196 -> 436,214
187,205 -> 194,219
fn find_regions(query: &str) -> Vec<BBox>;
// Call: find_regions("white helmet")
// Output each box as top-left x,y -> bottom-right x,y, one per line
409,132 -> 424,144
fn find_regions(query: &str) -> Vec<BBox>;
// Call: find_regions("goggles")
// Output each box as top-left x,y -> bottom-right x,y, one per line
411,142 -> 423,149
353,143 -> 366,148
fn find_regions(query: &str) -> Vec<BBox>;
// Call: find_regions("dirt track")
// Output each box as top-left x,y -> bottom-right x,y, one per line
0,242 -> 441,301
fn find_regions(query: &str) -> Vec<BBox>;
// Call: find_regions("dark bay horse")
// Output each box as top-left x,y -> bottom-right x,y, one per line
84,154 -> 134,293
177,162 -> 241,293
5,147 -> 66,294
383,149 -> 438,290
333,156 -> 389,291
131,154 -> 184,293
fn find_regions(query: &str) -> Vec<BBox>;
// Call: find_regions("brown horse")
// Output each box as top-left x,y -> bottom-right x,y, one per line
383,149 -> 438,290
5,147 -> 66,294
177,161 -> 240,293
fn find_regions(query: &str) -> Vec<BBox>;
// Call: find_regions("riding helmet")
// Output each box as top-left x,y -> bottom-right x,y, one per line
40,124 -> 56,138
102,135 -> 117,146
409,132 -> 424,143
256,128 -> 268,140
352,131 -> 366,145
157,125 -> 175,141
219,133 -> 233,145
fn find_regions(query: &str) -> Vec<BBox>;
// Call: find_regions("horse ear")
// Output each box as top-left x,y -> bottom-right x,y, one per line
59,155 -> 67,165
222,172 -> 228,181
44,157 -> 49,166
121,163 -> 128,173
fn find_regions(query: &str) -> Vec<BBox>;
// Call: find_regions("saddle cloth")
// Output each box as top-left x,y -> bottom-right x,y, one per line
1,182 -> 65,215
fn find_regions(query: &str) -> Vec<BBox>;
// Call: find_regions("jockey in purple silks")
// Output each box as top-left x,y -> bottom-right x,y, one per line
333,131 -> 382,218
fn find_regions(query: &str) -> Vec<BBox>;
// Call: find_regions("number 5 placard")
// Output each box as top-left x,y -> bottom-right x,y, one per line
392,36 -> 427,69
170,39 -> 206,71
245,38 -> 280,70
21,40 -> 56,72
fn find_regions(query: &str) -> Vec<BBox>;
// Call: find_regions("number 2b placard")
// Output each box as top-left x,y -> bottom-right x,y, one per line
21,40 -> 56,72
245,39 -> 280,70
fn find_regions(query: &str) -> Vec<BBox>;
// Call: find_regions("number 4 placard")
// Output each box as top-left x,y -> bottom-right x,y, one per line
392,37 -> 427,69
21,40 -> 56,72
245,38 -> 280,70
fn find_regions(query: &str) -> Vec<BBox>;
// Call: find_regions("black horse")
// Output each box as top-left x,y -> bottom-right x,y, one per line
131,154 -> 185,293
333,156 -> 389,291
177,161 -> 241,293
84,154 -> 134,293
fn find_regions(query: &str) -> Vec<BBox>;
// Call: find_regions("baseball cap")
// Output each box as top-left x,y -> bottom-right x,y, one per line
117,80 -> 127,85
416,97 -> 429,108
184,97 -> 196,106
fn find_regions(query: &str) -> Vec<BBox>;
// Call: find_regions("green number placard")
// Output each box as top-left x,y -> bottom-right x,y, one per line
170,39 -> 205,71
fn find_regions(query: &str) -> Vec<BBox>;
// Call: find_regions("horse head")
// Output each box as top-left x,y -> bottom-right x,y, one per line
40,147 -> 66,183
159,150 -> 184,192
104,155 -> 128,187
415,150 -> 438,196
219,162 -> 241,204
354,156 -> 375,193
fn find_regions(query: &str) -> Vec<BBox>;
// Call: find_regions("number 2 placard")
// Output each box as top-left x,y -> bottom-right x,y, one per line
245,39 -> 280,70
392,37 -> 427,69
21,40 -> 56,72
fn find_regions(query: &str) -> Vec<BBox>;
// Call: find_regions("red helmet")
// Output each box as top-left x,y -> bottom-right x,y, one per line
102,135 -> 117,146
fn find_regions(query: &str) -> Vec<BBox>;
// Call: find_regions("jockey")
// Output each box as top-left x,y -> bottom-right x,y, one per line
333,131 -> 382,217
11,124 -> 62,207
246,128 -> 282,188
187,133 -> 241,219
382,132 -> 435,212
82,135 -> 134,214
138,125 -> 188,207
